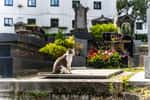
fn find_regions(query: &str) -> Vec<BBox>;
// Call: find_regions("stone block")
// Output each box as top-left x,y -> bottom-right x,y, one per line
72,56 -> 86,66
144,56 -> 150,79
0,33 -> 51,77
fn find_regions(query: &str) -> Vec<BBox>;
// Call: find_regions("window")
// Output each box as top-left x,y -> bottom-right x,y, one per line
51,0 -> 59,7
136,22 -> 143,30
5,0 -> 13,6
51,18 -> 59,27
28,0 -> 36,7
94,1 -> 101,9
27,18 -> 36,24
72,20 -> 75,28
4,18 -> 13,26
72,0 -> 80,8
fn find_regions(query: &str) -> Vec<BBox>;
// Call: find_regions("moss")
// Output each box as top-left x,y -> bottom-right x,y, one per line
123,67 -> 144,73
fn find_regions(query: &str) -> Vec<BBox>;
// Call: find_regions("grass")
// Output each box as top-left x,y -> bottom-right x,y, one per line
122,67 -> 144,73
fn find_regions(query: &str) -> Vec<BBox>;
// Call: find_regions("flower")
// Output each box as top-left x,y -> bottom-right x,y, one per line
87,49 -> 122,68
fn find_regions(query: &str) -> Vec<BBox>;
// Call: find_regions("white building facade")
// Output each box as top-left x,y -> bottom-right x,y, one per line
0,0 -> 117,33
134,20 -> 148,35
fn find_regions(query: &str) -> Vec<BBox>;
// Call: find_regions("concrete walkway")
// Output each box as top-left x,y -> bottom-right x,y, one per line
129,71 -> 150,86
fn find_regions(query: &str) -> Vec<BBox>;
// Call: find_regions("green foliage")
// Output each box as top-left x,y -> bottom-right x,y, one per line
117,0 -> 148,21
55,30 -> 65,40
39,43 -> 67,60
65,35 -> 75,48
54,39 -> 66,47
54,35 -> 75,48
27,91 -> 49,97
16,91 -> 49,100
121,22 -> 132,36
109,52 -> 121,67
123,67 -> 144,73
132,0 -> 148,21
90,23 -> 118,40
117,0 -> 129,12
135,34 -> 147,42
121,76 -> 130,91
39,34 -> 75,60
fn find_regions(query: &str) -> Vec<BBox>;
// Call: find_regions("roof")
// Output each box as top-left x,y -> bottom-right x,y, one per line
92,15 -> 113,25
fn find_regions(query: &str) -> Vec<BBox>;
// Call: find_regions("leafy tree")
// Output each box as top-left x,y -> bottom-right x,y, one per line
117,0 -> 149,21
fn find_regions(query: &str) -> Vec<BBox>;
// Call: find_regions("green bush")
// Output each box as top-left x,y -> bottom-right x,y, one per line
55,30 -> 65,40
54,35 -> 75,48
90,23 -> 118,40
135,34 -> 147,42
108,52 -> 121,67
39,35 -> 75,60
39,43 -> 67,60
54,39 -> 66,47
65,35 -> 75,48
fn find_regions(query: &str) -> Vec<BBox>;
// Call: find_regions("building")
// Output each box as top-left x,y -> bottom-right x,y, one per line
134,19 -> 147,35
0,0 -> 117,33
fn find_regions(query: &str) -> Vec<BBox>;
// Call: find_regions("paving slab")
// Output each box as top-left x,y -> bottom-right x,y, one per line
38,69 -> 123,79
129,71 -> 150,86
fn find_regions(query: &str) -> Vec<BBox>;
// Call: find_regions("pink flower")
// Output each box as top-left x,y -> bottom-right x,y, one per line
104,50 -> 108,54
108,52 -> 112,56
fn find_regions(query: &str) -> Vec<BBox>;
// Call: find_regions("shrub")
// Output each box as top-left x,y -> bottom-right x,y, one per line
55,30 -> 65,40
39,43 -> 67,60
65,35 -> 75,48
90,23 -> 118,40
39,35 -> 75,60
54,35 -> 75,48
54,39 -> 66,47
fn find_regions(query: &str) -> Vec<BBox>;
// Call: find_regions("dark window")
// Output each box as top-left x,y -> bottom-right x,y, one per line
72,20 -> 75,28
5,0 -> 13,6
51,0 -> 59,7
72,0 -> 80,8
94,1 -> 101,9
28,0 -> 36,7
136,22 -> 143,30
27,18 -> 36,24
4,18 -> 13,26
51,18 -> 59,27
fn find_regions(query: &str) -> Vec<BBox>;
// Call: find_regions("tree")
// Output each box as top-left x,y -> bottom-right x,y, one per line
117,0 -> 149,21
132,0 -> 148,21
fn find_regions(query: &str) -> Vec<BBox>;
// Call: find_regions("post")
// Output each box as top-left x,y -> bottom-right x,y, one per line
145,2 -> 150,78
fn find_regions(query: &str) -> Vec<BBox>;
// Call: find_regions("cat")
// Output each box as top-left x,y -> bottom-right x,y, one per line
52,49 -> 75,74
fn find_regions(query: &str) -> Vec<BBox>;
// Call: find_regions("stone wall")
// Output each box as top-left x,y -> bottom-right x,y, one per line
0,80 -> 122,100
0,33 -> 52,77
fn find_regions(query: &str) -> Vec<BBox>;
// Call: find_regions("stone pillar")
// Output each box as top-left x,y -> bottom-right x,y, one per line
74,4 -> 88,32
145,2 -> 150,78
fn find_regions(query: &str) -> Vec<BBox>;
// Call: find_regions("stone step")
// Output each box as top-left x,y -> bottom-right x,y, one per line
38,69 -> 123,79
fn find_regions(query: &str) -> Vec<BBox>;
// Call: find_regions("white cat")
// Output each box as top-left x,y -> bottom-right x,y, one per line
52,49 -> 75,74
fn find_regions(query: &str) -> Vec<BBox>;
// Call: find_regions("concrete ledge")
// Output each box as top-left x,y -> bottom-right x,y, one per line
129,71 -> 150,86
38,69 -> 123,79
